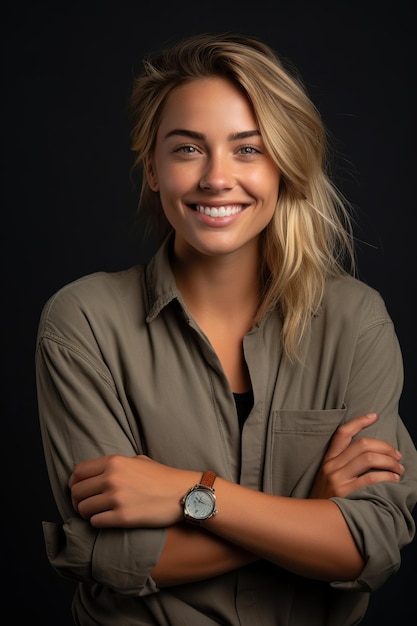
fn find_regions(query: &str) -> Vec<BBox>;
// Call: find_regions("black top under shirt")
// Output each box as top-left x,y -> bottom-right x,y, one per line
233,390 -> 254,431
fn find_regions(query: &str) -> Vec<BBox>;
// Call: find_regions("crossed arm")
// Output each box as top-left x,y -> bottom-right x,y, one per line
69,412 -> 404,587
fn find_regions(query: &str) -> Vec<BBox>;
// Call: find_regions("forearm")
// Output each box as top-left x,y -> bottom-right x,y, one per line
151,523 -> 258,587
204,478 -> 364,582
71,456 -> 365,583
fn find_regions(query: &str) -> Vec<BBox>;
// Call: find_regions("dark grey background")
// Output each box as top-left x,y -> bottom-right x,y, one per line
3,1 -> 416,623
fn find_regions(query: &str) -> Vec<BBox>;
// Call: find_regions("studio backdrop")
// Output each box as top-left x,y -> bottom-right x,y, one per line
3,2 -> 416,624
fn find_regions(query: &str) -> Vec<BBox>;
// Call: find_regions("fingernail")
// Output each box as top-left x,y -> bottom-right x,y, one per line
366,413 -> 377,419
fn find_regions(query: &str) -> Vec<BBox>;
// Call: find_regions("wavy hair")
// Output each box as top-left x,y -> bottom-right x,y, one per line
129,32 -> 356,360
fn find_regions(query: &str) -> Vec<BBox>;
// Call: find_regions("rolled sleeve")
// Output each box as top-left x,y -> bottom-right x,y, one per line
330,420 -> 417,591
43,519 -> 163,596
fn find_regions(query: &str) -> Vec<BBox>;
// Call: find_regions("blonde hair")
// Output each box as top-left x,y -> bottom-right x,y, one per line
130,33 -> 356,360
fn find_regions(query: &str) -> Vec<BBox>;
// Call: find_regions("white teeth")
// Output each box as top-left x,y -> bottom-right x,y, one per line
195,205 -> 242,217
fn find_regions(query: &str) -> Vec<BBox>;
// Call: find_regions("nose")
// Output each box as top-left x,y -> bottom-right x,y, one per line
199,152 -> 235,191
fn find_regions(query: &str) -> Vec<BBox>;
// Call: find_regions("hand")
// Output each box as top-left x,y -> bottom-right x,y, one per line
310,413 -> 405,499
68,454 -> 198,528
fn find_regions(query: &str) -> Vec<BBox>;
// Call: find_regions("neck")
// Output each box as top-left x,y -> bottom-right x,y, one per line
171,241 -> 261,318
171,238 -> 261,392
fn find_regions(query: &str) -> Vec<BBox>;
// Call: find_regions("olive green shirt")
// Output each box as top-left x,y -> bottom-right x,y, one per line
36,235 -> 417,626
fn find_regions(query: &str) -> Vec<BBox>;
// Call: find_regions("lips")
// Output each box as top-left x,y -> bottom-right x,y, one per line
194,205 -> 243,217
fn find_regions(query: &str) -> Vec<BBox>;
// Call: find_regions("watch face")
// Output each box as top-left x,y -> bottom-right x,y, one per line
185,488 -> 216,520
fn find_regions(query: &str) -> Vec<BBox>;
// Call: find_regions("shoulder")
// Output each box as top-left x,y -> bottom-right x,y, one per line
37,266 -> 146,341
321,275 -> 393,331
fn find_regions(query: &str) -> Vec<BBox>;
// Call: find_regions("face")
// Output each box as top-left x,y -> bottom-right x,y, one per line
146,77 -> 280,261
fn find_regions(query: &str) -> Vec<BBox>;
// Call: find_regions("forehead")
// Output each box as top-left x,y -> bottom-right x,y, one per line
157,77 -> 257,133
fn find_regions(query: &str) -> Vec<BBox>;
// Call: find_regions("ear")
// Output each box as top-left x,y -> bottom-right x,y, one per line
144,155 -> 159,192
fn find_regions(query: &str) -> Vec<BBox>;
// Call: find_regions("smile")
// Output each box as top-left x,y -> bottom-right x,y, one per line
195,205 -> 243,217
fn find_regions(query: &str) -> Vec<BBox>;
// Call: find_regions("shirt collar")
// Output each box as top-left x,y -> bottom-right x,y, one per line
144,231 -> 286,328
145,232 -> 185,323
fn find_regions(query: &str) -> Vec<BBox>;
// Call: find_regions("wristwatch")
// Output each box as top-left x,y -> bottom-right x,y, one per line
182,470 -> 218,524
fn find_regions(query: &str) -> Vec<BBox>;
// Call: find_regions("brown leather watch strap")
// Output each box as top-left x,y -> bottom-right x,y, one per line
200,470 -> 217,489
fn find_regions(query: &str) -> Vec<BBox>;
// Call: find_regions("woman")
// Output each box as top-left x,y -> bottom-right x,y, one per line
36,33 -> 417,625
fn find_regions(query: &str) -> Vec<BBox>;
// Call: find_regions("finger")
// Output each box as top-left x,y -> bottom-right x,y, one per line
69,456 -> 110,488
341,450 -> 405,479
338,470 -> 402,497
77,493 -> 113,520
89,509 -> 134,528
324,413 -> 378,461
70,474 -> 105,510
327,436 -> 402,470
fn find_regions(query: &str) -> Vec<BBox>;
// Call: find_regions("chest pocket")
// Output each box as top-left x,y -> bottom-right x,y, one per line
264,408 -> 346,497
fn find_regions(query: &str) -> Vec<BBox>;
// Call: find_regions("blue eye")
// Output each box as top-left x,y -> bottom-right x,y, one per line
239,146 -> 259,155
176,145 -> 197,154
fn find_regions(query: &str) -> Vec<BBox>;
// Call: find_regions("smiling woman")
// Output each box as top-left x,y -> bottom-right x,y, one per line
144,77 -> 280,268
36,32 -> 417,626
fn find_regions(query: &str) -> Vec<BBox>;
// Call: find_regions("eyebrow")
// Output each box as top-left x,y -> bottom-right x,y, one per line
164,129 -> 261,141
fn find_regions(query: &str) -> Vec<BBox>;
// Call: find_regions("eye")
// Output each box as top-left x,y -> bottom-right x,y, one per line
174,144 -> 199,155
237,145 -> 261,156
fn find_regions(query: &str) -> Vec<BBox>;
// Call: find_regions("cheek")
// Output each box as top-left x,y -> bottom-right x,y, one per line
265,168 -> 281,205
158,157 -> 198,184
157,167 -> 194,225
158,164 -> 197,199
249,167 -> 280,205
